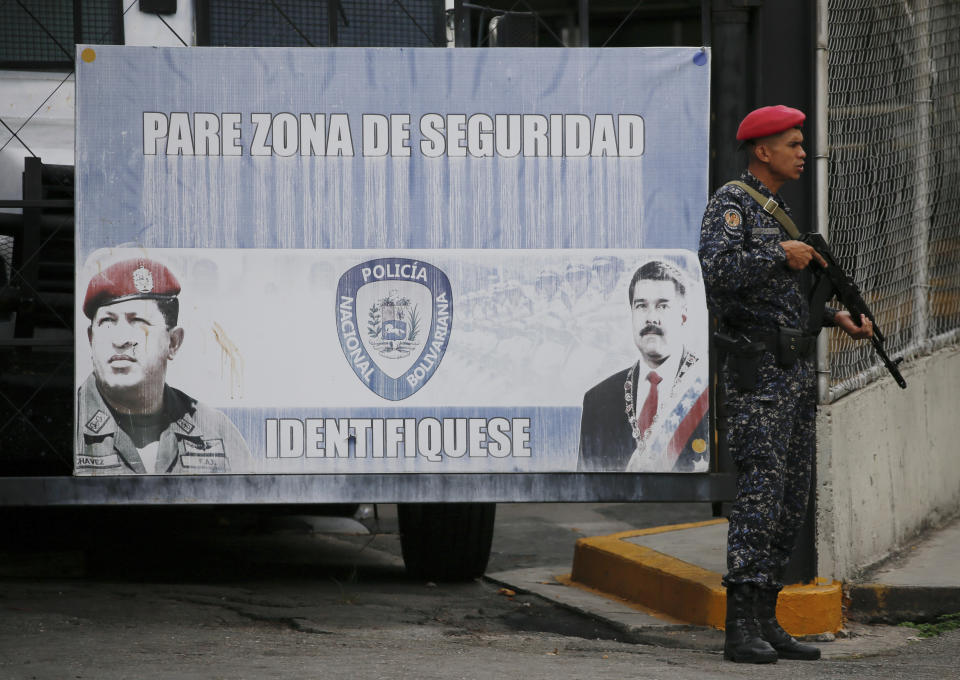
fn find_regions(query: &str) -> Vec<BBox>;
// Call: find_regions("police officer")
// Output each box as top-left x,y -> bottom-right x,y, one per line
699,106 -> 873,663
76,257 -> 251,475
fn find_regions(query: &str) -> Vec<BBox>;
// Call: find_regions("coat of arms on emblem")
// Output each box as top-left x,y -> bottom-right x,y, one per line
337,258 -> 453,401
132,265 -> 154,293
367,290 -> 422,358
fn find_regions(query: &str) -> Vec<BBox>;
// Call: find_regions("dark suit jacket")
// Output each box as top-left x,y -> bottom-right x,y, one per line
577,358 -> 709,472
577,368 -> 635,472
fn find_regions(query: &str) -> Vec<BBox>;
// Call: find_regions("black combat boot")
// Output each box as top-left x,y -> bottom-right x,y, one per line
724,584 -> 778,664
756,587 -> 821,660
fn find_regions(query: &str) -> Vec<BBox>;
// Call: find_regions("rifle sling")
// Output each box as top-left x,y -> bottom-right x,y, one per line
724,180 -> 828,334
724,180 -> 802,239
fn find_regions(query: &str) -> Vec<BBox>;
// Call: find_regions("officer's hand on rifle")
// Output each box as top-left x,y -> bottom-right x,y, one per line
833,311 -> 874,339
780,240 -> 829,270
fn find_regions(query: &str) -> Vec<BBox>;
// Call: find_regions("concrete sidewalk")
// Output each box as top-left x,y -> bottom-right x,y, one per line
487,514 -> 960,657
846,515 -> 960,623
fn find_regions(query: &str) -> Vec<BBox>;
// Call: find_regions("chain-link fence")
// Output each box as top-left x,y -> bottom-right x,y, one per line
826,0 -> 960,399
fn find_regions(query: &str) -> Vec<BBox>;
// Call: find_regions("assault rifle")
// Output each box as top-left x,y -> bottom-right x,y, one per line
802,232 -> 907,389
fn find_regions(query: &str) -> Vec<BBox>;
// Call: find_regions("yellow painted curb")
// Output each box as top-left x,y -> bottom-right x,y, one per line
554,573 -> 689,623
569,519 -> 842,635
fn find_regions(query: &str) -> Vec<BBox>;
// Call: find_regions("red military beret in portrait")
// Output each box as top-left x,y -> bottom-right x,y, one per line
736,105 -> 806,141
82,258 -> 181,319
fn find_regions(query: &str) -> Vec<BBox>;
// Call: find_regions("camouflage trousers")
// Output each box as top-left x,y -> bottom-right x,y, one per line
720,352 -> 817,590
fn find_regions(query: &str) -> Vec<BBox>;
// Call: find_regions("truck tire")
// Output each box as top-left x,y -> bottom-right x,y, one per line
397,502 -> 496,582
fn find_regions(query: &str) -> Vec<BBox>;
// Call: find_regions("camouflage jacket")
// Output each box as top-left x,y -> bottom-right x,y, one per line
699,170 -> 811,335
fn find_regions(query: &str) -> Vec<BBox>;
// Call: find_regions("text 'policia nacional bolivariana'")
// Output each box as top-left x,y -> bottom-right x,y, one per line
142,113 -> 645,158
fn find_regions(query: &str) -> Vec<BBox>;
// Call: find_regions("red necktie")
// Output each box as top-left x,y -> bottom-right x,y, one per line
637,371 -> 662,434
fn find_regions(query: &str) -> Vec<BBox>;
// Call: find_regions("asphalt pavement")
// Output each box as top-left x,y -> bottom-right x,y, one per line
1,503 -> 959,679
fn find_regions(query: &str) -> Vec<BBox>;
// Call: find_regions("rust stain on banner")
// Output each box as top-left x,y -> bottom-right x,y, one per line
212,321 -> 243,399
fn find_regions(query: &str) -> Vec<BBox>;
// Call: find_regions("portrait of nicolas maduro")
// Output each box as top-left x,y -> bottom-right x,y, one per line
578,257 -> 709,473
76,257 -> 251,475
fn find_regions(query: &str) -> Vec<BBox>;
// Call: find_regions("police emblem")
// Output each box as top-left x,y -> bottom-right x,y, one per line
336,258 -> 453,400
132,264 -> 154,293
723,209 -> 742,228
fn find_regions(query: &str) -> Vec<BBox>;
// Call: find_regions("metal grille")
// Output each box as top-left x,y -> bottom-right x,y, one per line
204,0 -> 330,46
0,0 -> 74,65
0,235 -> 12,285
826,0 -> 960,398
81,0 -> 123,46
461,1 -> 701,48
0,0 -> 122,69
0,162 -> 75,475
202,0 -> 444,47
336,0 -> 442,47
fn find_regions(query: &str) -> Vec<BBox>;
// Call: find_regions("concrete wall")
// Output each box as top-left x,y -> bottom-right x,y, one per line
816,345 -> 960,581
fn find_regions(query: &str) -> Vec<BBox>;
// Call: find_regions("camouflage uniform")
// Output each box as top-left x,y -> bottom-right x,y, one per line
698,170 -> 817,590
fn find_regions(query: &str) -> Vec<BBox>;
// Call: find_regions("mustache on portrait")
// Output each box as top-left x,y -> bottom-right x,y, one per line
640,325 -> 663,337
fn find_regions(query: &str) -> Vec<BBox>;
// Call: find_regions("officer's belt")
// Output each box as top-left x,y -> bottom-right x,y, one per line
715,328 -> 815,391
714,329 -> 817,361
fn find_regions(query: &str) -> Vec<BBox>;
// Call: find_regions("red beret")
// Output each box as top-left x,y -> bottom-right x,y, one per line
736,105 -> 806,141
83,258 -> 181,319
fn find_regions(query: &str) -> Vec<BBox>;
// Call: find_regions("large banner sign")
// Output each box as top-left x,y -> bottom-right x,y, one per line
75,46 -> 711,477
